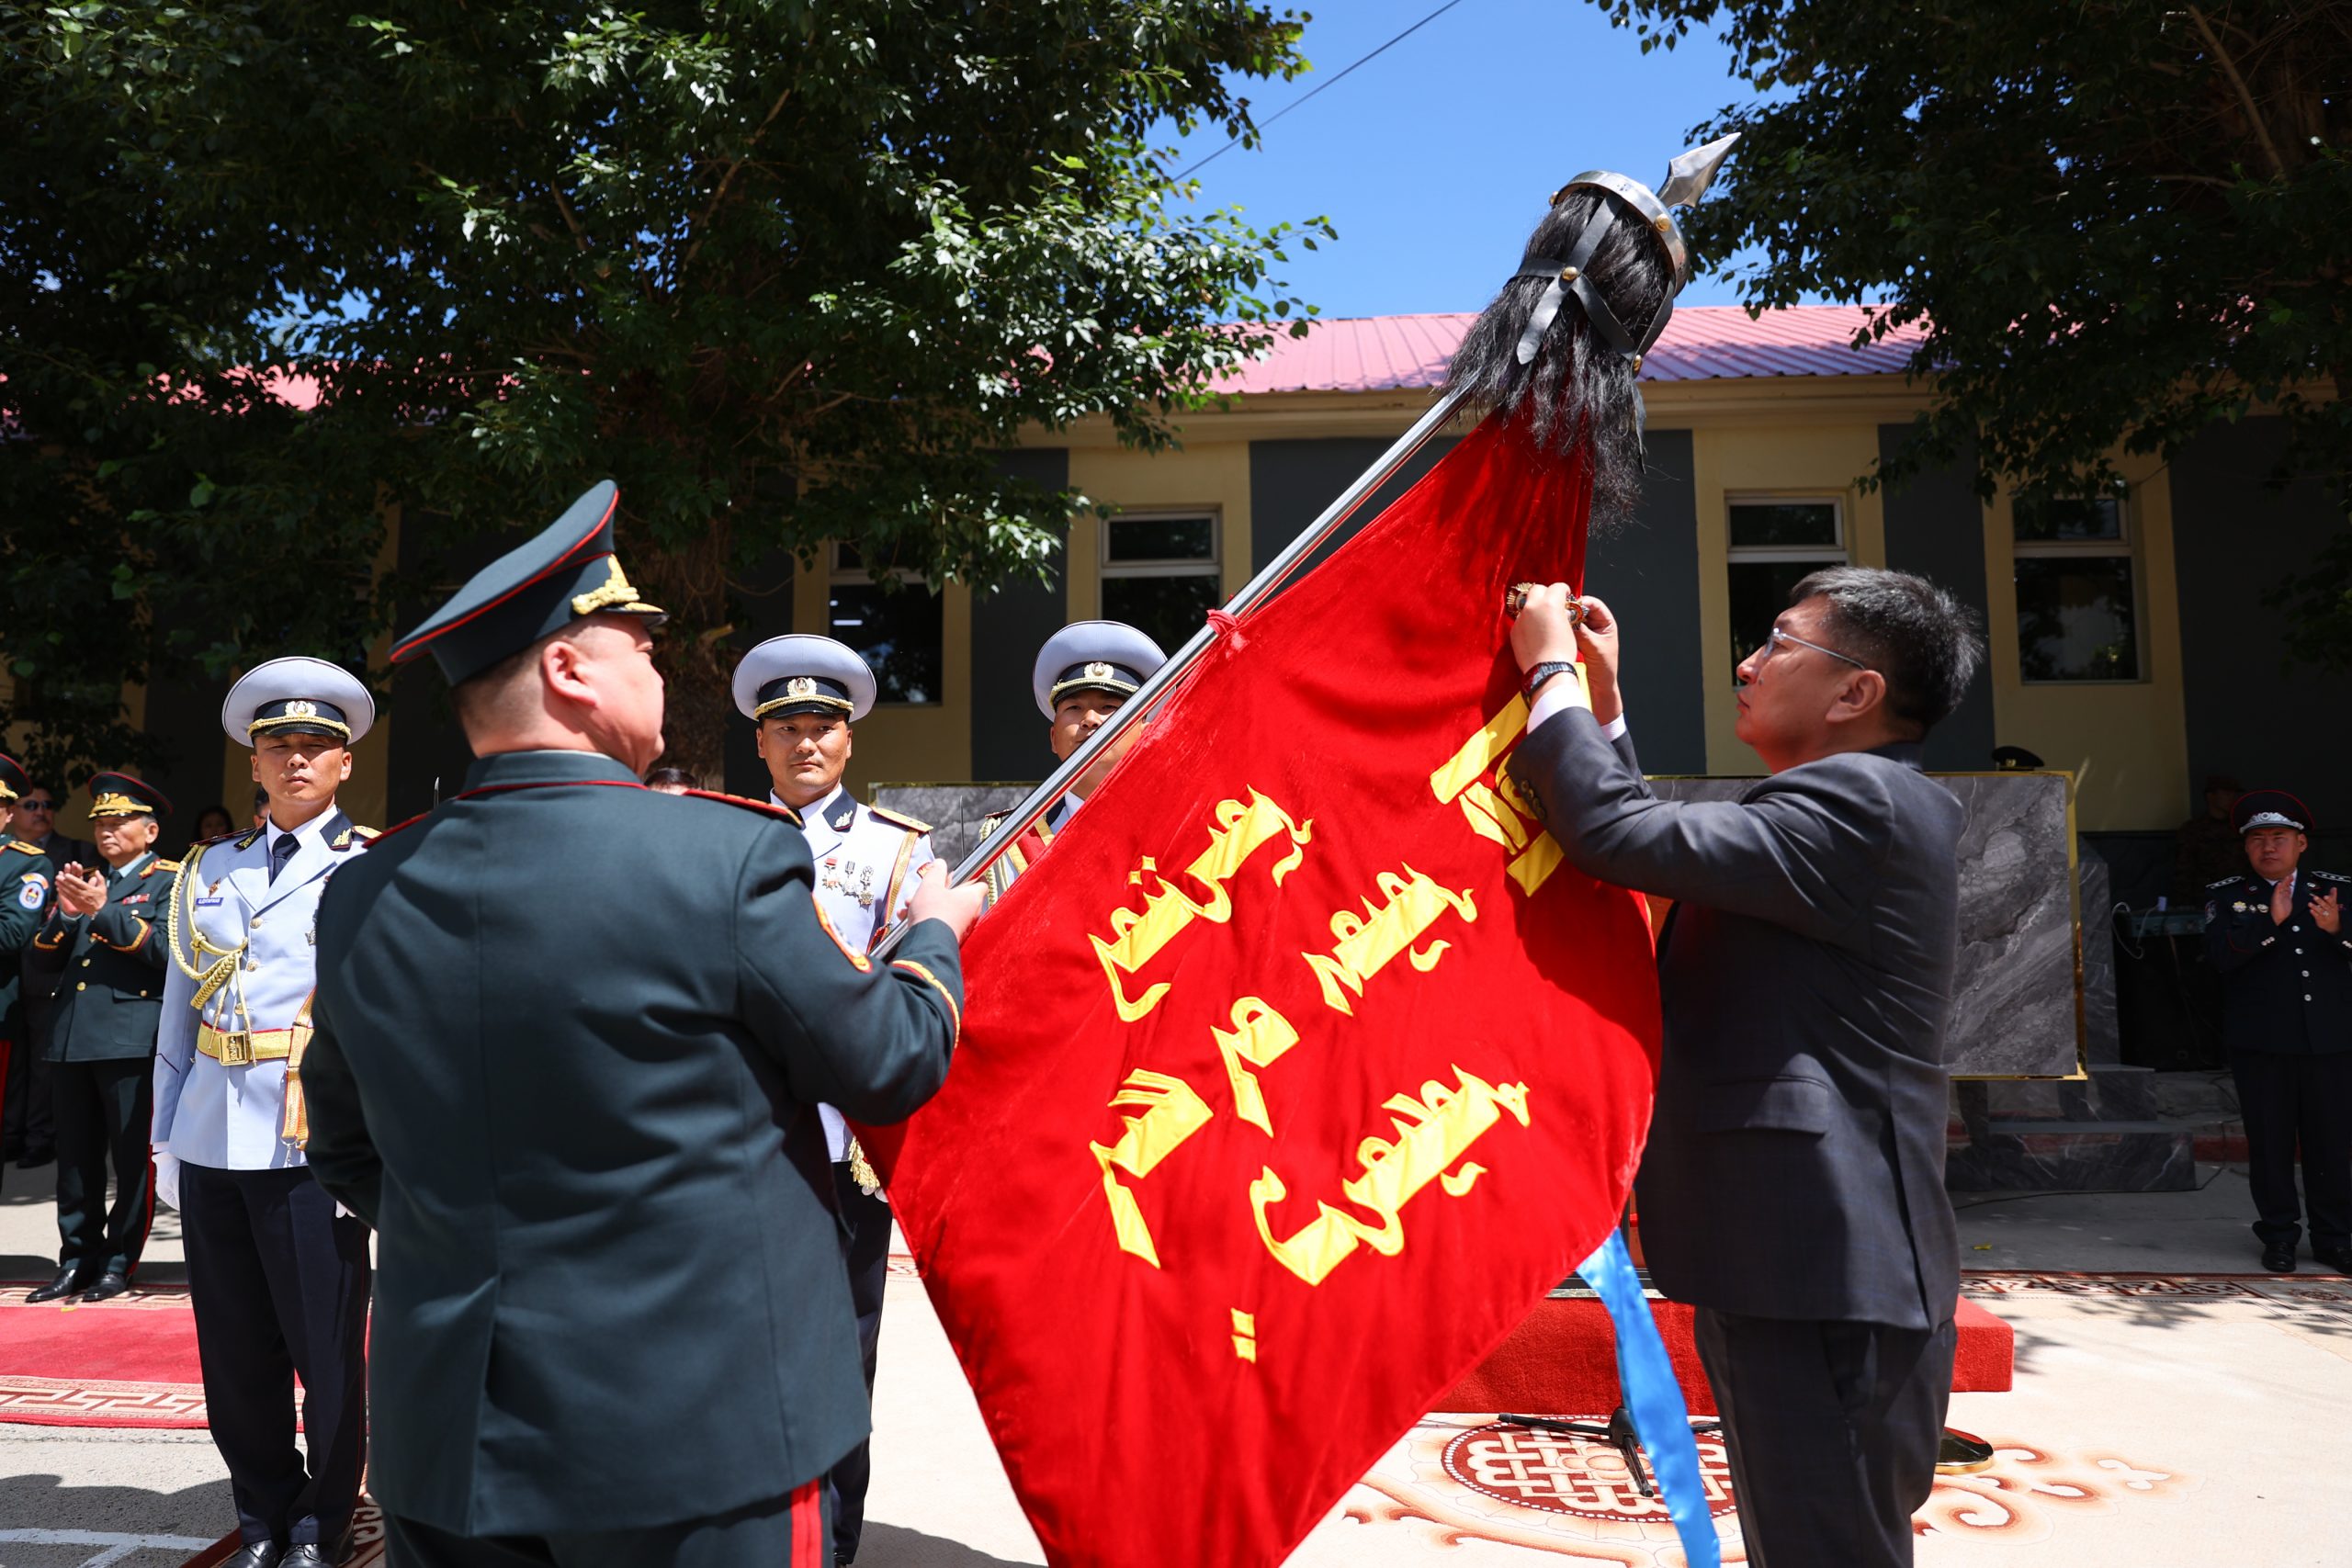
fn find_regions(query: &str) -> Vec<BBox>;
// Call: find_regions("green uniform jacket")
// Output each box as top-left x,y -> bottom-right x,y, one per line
301,750 -> 965,1538
0,836 -> 59,1020
34,852 -> 176,1063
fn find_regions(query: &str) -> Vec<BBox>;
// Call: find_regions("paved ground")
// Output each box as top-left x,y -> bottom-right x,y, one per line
4,1163 -> 2346,1566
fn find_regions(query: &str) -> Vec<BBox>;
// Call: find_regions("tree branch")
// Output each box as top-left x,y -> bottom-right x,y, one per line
2186,6 -> 2290,180
682,86 -> 794,268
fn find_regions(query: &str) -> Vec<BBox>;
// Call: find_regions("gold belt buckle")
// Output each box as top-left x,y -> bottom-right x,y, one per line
216,1030 -> 254,1066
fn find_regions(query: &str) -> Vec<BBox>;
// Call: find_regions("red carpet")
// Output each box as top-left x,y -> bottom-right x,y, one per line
0,1278 -> 209,1428
1441,1289 -> 2014,1415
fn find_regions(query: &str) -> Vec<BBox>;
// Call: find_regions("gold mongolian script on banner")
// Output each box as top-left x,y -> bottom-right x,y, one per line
1091,1070 -> 1216,1269
1429,693 -> 1566,896
1090,791 -> 1313,1021
1301,867 -> 1476,1017
1250,1067 -> 1533,1287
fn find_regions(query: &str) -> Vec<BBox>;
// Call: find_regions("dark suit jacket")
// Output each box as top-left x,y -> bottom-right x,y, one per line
2204,868 -> 2352,1055
34,852 -> 175,1062
302,750 -> 966,1537
1513,709 -> 1963,1330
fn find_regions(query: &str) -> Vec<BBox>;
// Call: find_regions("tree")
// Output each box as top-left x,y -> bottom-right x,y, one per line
1603,0 -> 2352,663
2,1 -> 1327,782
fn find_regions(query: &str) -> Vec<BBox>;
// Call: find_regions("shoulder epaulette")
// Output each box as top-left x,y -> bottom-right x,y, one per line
867,804 -> 933,835
683,787 -> 802,828
2313,869 -> 2351,884
979,811 -> 1009,836
329,823 -> 379,851
3,840 -> 45,857
235,826 -> 266,852
353,825 -> 379,840
2206,874 -> 2245,890
142,858 -> 181,876
194,829 -> 244,848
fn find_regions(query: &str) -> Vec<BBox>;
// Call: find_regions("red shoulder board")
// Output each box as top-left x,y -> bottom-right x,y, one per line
682,787 -> 801,828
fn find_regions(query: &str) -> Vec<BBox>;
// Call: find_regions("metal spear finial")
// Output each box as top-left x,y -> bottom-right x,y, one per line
1656,133 -> 1741,209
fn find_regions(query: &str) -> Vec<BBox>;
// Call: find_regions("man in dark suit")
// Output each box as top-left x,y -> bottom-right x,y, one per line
2202,788 -> 2352,1275
27,773 -> 177,1303
1507,567 -> 1984,1568
302,482 -> 985,1568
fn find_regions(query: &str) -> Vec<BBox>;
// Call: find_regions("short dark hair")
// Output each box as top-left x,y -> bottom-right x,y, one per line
250,784 -> 269,811
1790,567 -> 1985,735
643,766 -> 697,790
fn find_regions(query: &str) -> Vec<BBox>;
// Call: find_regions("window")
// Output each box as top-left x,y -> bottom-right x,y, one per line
2012,494 -> 2139,682
1725,498 -> 1846,681
828,543 -> 943,704
1100,512 -> 1220,657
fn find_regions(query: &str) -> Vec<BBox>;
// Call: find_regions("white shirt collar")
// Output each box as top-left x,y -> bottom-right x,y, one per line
264,809 -> 333,858
775,784 -> 845,824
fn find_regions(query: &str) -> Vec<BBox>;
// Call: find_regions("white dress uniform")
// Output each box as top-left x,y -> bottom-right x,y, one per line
153,656 -> 376,1567
729,632 -> 937,1564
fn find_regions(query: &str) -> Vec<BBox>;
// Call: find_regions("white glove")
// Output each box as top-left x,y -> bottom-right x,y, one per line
152,1148 -> 181,1211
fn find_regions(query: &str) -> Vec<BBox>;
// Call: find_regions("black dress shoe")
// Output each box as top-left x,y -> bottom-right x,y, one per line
281,1543 -> 337,1566
2262,1243 -> 2299,1273
219,1544 -> 283,1568
2315,1246 -> 2352,1276
26,1267 -> 90,1303
78,1270 -> 131,1303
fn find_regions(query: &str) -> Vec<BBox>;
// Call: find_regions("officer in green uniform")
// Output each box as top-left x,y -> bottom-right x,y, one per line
300,482 -> 987,1568
27,773 -> 178,1303
0,753 -> 60,1200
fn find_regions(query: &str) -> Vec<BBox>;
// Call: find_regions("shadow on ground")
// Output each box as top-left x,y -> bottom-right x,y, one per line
857,1521 -> 1040,1566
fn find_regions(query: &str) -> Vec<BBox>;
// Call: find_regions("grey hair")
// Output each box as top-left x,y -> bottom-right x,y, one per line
1790,567 -> 1985,734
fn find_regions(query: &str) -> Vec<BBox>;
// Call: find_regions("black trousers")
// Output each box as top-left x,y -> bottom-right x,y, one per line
827,1166 -> 892,1562
51,1057 -> 155,1278
1694,1308 -> 1955,1568
2,1015 -> 58,1153
2230,1048 -> 2352,1251
179,1162 -> 372,1550
384,1482 -> 829,1568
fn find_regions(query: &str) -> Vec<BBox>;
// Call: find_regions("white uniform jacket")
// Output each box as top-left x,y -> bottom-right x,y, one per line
782,784 -> 936,1163
153,809 -> 372,1170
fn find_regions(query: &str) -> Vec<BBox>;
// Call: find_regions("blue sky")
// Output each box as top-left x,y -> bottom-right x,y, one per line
1162,0 -> 1770,320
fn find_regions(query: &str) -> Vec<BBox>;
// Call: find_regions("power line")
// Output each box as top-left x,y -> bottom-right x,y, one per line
1174,0 -> 1474,181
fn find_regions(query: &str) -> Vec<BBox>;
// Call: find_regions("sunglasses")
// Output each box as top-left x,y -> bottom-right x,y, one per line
17,797 -> 55,811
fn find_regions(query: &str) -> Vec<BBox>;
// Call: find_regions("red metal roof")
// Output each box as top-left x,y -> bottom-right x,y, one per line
1222,305 -> 1925,394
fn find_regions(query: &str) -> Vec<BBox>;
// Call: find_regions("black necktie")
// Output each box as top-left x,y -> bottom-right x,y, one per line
268,831 -> 299,883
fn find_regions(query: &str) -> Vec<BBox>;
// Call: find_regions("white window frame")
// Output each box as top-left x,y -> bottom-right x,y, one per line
828,542 -> 941,706
1724,494 -> 1849,680
2009,492 -> 2143,685
1098,509 -> 1222,593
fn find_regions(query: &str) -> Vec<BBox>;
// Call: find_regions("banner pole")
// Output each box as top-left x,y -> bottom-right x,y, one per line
871,381 -> 1474,959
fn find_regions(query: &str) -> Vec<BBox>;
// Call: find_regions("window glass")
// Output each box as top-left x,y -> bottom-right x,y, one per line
2016,557 -> 2138,682
1102,575 -> 1217,660
2013,496 -> 2122,544
1106,515 -> 1216,563
827,581 -> 943,704
1727,502 -> 1840,550
1728,560 -> 1828,678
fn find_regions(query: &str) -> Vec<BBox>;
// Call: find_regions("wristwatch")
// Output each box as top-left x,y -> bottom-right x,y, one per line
1521,660 -> 1578,705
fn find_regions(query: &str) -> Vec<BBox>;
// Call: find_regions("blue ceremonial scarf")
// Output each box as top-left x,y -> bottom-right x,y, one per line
1578,1230 -> 1719,1567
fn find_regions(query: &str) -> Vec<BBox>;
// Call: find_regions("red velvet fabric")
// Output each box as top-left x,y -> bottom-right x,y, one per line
865,415 -> 1662,1568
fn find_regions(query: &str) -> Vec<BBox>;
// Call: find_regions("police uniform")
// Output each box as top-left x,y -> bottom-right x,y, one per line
0,753 -> 59,1197
156,660 -> 379,1567
299,483 -> 965,1568
26,773 -> 178,1303
732,634 -> 938,1565
2203,789 -> 2352,1272
977,621 -> 1165,905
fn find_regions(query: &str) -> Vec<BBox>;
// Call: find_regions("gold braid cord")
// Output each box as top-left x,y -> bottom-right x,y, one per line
846,1134 -> 884,1199
164,842 -> 245,1010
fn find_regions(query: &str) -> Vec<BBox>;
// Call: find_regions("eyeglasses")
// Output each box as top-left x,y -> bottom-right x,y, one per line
1752,626 -> 1868,671
17,797 -> 54,812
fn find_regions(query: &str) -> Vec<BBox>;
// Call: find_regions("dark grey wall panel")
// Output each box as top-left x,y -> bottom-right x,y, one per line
1246,434 -> 1460,577
140,667 -> 234,849
385,511 -> 492,823
2170,417 -> 2347,834
1587,428 -> 1706,774
967,447 -> 1070,783
718,547 -> 802,799
1878,424 -> 1996,771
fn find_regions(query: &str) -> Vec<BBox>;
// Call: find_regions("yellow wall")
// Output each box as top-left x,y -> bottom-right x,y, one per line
1981,454 -> 2188,829
1064,435 -> 1257,615
1692,423 -> 1890,775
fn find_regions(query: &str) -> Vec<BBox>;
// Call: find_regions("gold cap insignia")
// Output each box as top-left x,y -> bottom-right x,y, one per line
283,700 -> 318,719
1084,661 -> 1115,681
572,555 -> 662,618
90,792 -> 150,817
786,676 -> 819,700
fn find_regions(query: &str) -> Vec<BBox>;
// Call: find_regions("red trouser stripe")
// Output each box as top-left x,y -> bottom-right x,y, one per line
789,1476 -> 824,1567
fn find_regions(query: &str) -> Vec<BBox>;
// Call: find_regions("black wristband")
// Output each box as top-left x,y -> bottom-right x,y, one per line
1522,660 -> 1578,705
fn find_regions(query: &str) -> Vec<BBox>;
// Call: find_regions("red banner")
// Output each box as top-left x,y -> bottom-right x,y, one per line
869,415 -> 1661,1568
